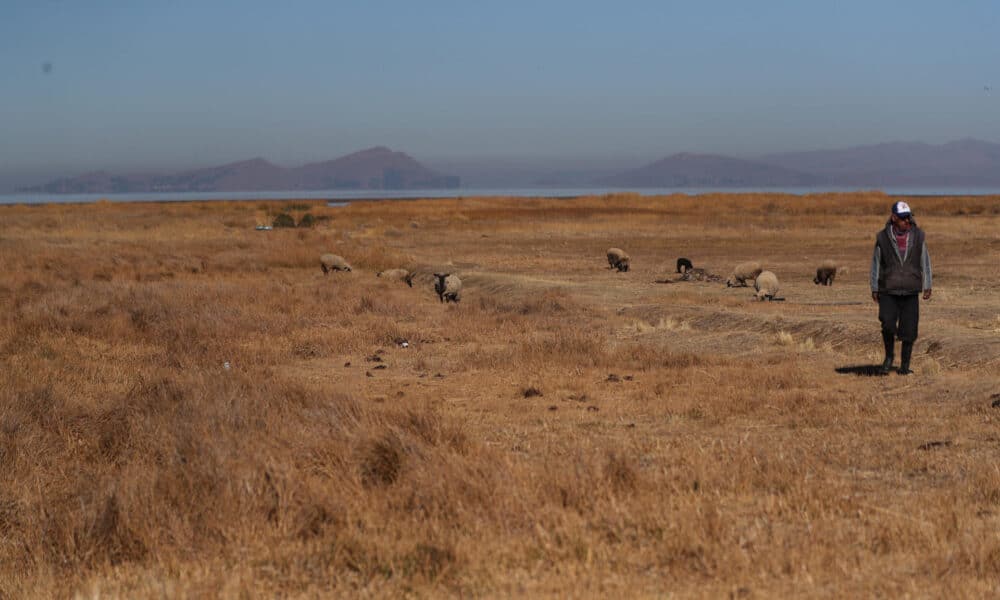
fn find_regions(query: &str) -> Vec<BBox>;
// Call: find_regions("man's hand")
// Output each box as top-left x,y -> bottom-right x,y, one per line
923,289 -> 932,300
872,291 -> 879,303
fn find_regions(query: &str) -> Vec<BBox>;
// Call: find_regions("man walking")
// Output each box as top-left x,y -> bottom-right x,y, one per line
870,201 -> 933,375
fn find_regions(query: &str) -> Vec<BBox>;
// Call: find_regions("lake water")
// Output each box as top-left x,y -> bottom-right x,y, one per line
2,186 -> 998,205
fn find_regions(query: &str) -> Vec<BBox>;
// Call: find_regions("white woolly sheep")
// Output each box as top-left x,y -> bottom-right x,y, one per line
726,261 -> 763,287
433,272 -> 462,303
320,253 -> 352,274
754,270 -> 780,301
377,268 -> 414,287
607,248 -> 630,272
813,260 -> 838,286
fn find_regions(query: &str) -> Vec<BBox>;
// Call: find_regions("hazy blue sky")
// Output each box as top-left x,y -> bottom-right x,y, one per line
2,1 -> 998,186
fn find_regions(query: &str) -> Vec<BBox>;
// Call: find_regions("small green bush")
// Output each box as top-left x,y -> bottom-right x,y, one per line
272,213 -> 296,228
298,213 -> 316,228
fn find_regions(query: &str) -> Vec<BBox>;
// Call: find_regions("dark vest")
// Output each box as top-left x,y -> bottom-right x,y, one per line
876,224 -> 924,294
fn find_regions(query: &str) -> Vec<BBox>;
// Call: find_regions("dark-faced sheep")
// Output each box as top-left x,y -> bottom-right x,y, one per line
676,257 -> 693,273
813,260 -> 838,286
754,270 -> 780,301
378,268 -> 414,287
726,261 -> 763,287
433,272 -> 462,303
607,248 -> 630,272
320,253 -> 352,274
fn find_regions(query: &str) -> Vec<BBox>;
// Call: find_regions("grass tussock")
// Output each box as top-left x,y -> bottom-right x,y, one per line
0,367 -> 485,593
1,194 -> 999,596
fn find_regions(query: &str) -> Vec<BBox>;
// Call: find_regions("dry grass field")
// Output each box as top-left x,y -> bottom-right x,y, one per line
1,192 -> 999,598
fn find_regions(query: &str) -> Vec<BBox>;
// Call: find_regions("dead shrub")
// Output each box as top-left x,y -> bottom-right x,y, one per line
291,341 -> 324,359
402,542 -> 458,580
522,387 -> 543,398
353,294 -> 409,317
480,289 -> 581,318
982,544 -> 1000,576
9,385 -> 65,432
544,456 -> 600,513
347,244 -> 414,273
96,406 -> 132,464
294,504 -> 336,540
604,451 -> 639,494
519,290 -> 575,315
338,536 -> 392,579
518,330 -> 613,368
0,495 -> 20,537
79,493 -> 148,566
361,433 -> 404,487
391,408 -> 468,454
653,351 -> 705,369
125,376 -> 186,415
128,304 -> 167,334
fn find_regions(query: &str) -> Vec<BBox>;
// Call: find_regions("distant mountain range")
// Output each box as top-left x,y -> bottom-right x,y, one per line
18,138 -> 1000,193
19,147 -> 460,193
597,152 -> 824,188
760,138 -> 1000,187
598,138 -> 1000,188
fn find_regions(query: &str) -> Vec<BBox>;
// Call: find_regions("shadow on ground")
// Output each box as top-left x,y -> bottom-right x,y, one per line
835,365 -> 890,377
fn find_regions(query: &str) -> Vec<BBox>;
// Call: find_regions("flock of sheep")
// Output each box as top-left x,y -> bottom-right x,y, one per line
320,253 -> 462,303
615,249 -> 839,301
319,248 -> 840,305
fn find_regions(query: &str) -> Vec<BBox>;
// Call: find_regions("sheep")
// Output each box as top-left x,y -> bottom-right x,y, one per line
754,270 -> 780,301
320,253 -> 352,274
676,257 -> 693,274
607,248 -> 630,272
726,261 -> 763,287
433,272 -> 462,303
377,268 -> 414,287
813,260 -> 839,286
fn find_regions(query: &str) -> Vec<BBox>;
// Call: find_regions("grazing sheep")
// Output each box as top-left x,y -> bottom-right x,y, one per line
377,268 -> 414,287
320,253 -> 352,274
813,260 -> 839,286
754,270 -> 780,301
726,261 -> 763,287
607,248 -> 630,272
433,272 -> 462,303
676,257 -> 693,274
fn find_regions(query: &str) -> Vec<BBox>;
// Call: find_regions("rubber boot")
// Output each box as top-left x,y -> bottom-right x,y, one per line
898,342 -> 914,375
879,331 -> 895,374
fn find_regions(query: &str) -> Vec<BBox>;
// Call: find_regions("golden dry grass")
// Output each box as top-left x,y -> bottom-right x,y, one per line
1,192 -> 999,598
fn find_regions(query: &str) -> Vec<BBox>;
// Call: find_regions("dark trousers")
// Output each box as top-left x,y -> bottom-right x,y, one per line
879,293 -> 919,342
